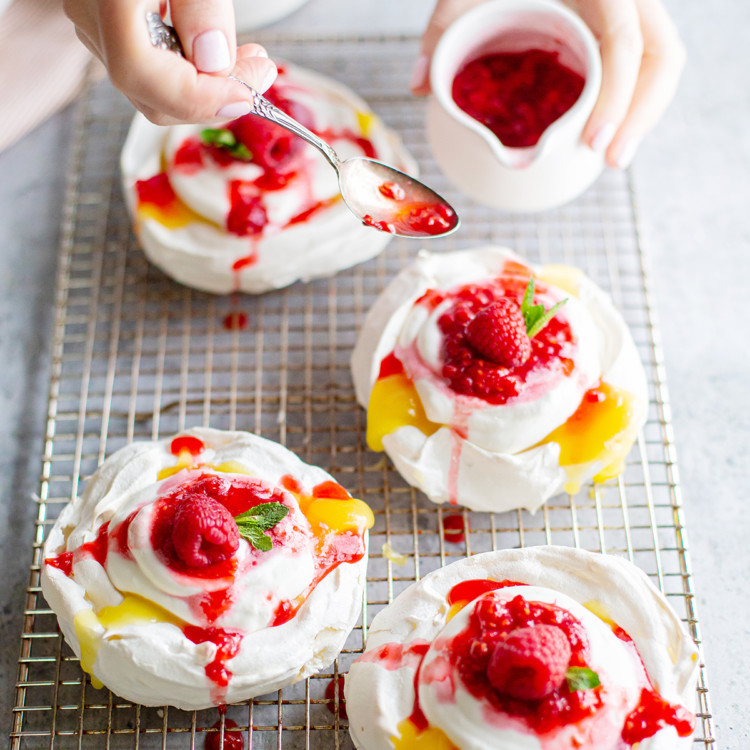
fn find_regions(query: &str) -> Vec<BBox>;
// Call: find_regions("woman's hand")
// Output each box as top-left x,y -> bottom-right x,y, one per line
411,0 -> 685,168
63,0 -> 278,125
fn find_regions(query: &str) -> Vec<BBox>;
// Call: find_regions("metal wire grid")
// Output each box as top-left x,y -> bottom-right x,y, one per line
10,34 -> 714,749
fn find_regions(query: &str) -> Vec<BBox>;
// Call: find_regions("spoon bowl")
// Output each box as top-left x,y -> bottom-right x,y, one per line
338,158 -> 459,238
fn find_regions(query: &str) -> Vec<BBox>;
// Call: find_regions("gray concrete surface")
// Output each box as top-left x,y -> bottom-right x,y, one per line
1,0 -> 748,745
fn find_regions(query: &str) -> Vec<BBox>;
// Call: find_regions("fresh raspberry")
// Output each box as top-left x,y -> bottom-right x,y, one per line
486,624 -> 572,700
228,89 -> 314,172
465,298 -> 531,368
171,494 -> 240,568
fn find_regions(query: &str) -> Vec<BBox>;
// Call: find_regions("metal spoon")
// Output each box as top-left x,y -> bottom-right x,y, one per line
146,13 -> 459,238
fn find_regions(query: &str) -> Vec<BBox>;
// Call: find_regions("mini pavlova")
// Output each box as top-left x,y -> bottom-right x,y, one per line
351,246 -> 647,512
41,427 -> 373,709
345,547 -> 698,750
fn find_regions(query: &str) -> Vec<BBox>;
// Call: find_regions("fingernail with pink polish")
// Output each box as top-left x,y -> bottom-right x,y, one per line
614,139 -> 639,169
410,54 -> 430,91
590,122 -> 615,154
216,101 -> 252,119
194,30 -> 231,73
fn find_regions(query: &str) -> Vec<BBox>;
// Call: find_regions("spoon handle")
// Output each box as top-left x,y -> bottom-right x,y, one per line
227,76 -> 341,170
145,13 -> 341,170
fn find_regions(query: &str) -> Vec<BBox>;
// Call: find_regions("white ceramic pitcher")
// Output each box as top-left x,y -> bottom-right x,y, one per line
427,0 -> 603,212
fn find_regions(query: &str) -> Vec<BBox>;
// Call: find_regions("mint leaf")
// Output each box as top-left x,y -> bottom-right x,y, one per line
200,128 -> 252,161
234,502 -> 289,551
566,666 -> 601,692
520,277 -> 567,339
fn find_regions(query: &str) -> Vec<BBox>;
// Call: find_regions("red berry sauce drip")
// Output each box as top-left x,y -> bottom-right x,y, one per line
622,688 -> 696,744
446,579 -> 523,606
441,513 -> 467,544
171,435 -> 205,457
362,214 -> 395,234
205,719 -> 244,750
287,196 -> 340,225
44,551 -> 73,576
226,181 -> 268,237
231,245 -> 258,272
271,528 -> 366,626
135,173 -> 177,208
414,288 -> 447,311
325,675 -> 348,719
184,625 -> 243,688
452,49 -> 585,148
223,311 -> 248,331
45,521 -> 113,577
440,594 -> 599,734
438,277 -> 574,404
355,640 -> 432,731
270,478 -> 366,627
378,352 -> 405,379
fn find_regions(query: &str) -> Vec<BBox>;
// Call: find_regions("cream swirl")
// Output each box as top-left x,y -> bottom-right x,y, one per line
120,62 -> 416,295
350,246 -> 648,512
345,547 -> 698,750
41,428 -> 372,709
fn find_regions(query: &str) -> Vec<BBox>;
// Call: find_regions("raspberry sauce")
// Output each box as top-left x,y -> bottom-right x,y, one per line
452,49 -> 585,148
223,311 -> 248,331
205,719 -> 244,750
184,625 -> 243,688
437,277 -> 574,404
622,687 -> 696,743
170,435 -> 205,457
325,675 -> 348,719
44,551 -> 73,576
135,173 -> 177,207
441,514 -> 466,544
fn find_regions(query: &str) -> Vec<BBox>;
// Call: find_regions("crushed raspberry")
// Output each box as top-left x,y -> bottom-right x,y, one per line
622,688 -> 696,744
227,180 -> 268,236
466,298 -> 531,367
437,279 -> 574,404
363,214 -> 396,233
378,181 -> 405,200
452,49 -> 585,148
486,624 -> 571,700
171,494 -> 240,568
205,719 -> 244,750
228,88 -> 315,172
401,203 -> 456,236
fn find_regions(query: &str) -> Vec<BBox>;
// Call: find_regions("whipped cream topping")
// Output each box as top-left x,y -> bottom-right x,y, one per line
41,428 -> 371,709
350,246 -> 648,512
120,63 -> 415,295
345,547 -> 698,750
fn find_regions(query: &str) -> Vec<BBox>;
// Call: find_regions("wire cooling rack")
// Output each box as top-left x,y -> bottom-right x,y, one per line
10,34 -> 714,749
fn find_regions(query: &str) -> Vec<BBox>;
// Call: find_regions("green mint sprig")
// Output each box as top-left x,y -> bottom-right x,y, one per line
234,502 -> 289,552
521,278 -> 567,339
201,128 -> 253,161
565,666 -> 601,692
